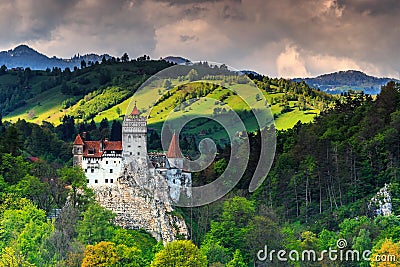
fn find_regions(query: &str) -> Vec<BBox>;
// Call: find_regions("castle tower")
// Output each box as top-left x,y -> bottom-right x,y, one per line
72,134 -> 84,166
122,102 -> 148,164
167,132 -> 183,169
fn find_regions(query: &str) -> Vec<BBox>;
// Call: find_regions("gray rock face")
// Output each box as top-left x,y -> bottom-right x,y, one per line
93,161 -> 189,244
369,183 -> 392,216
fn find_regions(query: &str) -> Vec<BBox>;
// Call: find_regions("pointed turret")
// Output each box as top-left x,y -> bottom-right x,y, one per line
122,99 -> 147,163
72,134 -> 84,166
130,101 -> 139,116
167,132 -> 183,169
167,132 -> 182,158
73,134 -> 84,145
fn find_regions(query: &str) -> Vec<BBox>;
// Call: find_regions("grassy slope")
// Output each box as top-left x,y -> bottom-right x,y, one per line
3,63 -> 326,131
6,86 -> 69,123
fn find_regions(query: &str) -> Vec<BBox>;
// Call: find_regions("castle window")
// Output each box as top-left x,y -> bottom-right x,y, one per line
128,145 -> 131,148
110,179 -> 114,183
85,169 -> 87,173
137,152 -> 140,155
110,169 -> 113,173
105,179 -> 108,183
130,152 -> 132,155
91,168 -> 94,173
95,179 -> 98,183
114,161 -> 116,163
88,148 -> 95,155
106,161 -> 108,164
87,179 -> 89,183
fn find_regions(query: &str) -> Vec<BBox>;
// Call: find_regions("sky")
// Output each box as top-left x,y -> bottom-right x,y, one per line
0,0 -> 399,78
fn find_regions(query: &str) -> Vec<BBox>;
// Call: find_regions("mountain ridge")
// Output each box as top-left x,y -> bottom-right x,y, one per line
292,70 -> 399,94
0,44 -> 111,70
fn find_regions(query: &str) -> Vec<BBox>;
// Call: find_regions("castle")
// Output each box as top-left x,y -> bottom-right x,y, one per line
72,103 -> 191,242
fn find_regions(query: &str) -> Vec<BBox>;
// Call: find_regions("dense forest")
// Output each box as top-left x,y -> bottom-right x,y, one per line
0,67 -> 400,265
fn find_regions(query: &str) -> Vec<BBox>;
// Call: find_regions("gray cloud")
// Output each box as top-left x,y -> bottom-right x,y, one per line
0,0 -> 399,78
0,0 -> 79,45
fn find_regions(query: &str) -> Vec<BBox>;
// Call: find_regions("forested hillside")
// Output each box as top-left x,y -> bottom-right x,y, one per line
1,57 -> 171,122
0,81 -> 399,266
1,58 -> 400,266
2,60 -> 335,132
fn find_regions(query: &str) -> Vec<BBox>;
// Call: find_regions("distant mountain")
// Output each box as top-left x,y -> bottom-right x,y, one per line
163,56 -> 191,65
292,70 -> 398,94
0,44 -> 111,70
240,70 -> 261,77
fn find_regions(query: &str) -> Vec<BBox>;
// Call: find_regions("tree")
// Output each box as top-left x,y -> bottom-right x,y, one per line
164,79 -> 172,89
10,174 -> 51,211
226,249 -> 246,267
59,166 -> 90,209
151,240 -> 207,267
370,239 -> 400,266
116,107 -> 122,117
81,60 -> 86,69
121,53 -> 130,63
115,244 -> 145,267
200,238 -> 229,266
203,196 -> 255,260
0,64 -> 7,74
110,120 -> 122,141
43,202 -> 80,263
187,69 -> 199,82
82,241 -> 119,267
0,247 -> 35,267
99,118 -> 110,139
77,203 -> 115,245
353,229 -> 372,267
0,202 -> 53,265
0,125 -> 23,156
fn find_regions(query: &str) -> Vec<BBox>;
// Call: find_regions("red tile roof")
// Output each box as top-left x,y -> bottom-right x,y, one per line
82,140 -> 122,158
27,156 -> 40,162
104,140 -> 122,151
131,102 -> 139,116
167,132 -> 182,158
83,141 -> 102,157
73,134 -> 84,145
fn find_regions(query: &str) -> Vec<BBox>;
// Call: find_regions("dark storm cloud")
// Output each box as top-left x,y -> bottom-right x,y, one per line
337,0 -> 400,16
0,0 -> 79,45
1,0 -> 399,77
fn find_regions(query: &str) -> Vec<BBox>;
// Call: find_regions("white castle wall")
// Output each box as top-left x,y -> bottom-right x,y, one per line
82,155 -> 122,185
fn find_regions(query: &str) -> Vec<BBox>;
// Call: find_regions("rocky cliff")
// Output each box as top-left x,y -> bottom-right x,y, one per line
92,159 -> 189,244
